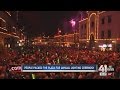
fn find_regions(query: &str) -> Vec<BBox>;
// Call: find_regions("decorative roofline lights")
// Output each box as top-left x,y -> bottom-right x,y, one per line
5,11 -> 11,16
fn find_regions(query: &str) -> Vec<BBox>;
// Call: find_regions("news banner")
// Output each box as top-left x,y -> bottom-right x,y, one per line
10,64 -> 114,76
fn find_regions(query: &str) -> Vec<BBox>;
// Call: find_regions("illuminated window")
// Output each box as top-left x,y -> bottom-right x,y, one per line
101,17 -> 105,24
108,15 -> 111,23
91,21 -> 94,27
101,30 -> 104,39
108,30 -> 111,38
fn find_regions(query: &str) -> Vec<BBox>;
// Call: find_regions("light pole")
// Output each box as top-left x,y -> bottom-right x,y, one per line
70,19 -> 76,47
57,28 -> 62,46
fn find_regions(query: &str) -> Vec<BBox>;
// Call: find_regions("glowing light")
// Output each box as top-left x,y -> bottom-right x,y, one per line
13,26 -> 16,29
95,14 -> 96,39
5,11 -> 11,16
18,43 -> 22,46
99,44 -> 112,48
87,19 -> 89,39
19,40 -> 23,43
0,27 -> 7,31
0,18 -> 6,30
99,45 -> 102,47
0,31 -> 19,38
8,44 -> 10,48
79,18 -> 88,23
112,41 -> 116,43
0,17 -> 6,22
96,39 -> 116,41
32,74 -> 35,79
103,44 -> 107,47
59,30 -> 61,33
98,11 -> 106,14
108,44 -> 112,47
97,14 -> 99,39
88,13 -> 96,40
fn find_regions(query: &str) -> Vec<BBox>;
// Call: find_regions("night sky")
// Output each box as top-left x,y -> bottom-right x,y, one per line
18,11 -> 86,38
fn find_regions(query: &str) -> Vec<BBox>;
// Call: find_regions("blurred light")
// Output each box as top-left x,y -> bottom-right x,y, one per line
19,43 -> 22,46
103,44 -> 107,47
6,11 -> 11,16
109,48 -> 112,51
8,44 -> 10,48
19,40 -> 22,43
112,41 -> 116,43
32,42 -> 35,44
5,45 -> 7,48
59,30 -> 61,33
45,42 -> 47,44
99,45 -> 102,47
70,19 -> 76,27
108,44 -> 112,47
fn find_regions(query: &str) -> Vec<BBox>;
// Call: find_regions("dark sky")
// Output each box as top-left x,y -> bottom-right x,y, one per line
18,11 -> 84,38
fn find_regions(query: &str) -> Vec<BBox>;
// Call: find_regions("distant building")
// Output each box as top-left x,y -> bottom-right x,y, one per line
0,11 -> 25,49
32,36 -> 54,46
54,11 -> 120,51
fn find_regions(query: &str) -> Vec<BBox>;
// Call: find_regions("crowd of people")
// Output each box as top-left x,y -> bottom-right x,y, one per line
0,45 -> 120,79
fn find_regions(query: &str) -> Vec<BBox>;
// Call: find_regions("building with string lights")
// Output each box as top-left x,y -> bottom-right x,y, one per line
32,36 -> 54,46
0,11 -> 25,51
54,11 -> 120,51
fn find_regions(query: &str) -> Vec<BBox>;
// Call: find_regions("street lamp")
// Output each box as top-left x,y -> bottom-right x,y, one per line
57,28 -> 62,46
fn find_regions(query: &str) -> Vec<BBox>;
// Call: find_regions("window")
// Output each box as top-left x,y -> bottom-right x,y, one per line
81,25 -> 83,30
91,21 -> 94,27
84,24 -> 86,29
101,18 -> 105,24
108,30 -> 111,38
108,16 -> 111,23
7,24 -> 12,32
101,30 -> 104,39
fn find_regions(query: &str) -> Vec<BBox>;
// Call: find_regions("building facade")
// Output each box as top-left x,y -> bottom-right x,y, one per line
54,11 -> 120,51
0,11 -> 25,50
32,36 -> 54,46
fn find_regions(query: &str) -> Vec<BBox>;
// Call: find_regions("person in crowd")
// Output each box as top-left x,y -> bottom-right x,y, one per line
0,45 -> 120,79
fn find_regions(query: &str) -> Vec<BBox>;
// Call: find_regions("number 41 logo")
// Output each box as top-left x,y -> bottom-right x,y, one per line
98,65 -> 107,72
